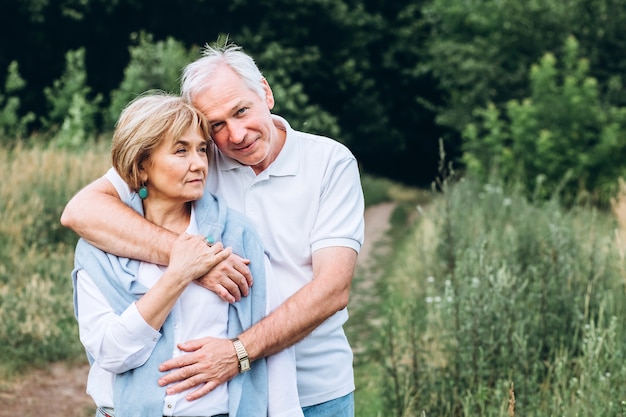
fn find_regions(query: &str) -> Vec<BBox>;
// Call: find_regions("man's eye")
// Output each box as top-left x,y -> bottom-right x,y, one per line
237,107 -> 248,115
212,122 -> 224,132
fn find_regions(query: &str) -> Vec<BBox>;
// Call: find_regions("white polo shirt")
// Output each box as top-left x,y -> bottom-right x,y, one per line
206,115 -> 365,406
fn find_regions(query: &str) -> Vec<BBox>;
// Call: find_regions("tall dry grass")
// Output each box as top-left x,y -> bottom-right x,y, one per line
612,177 -> 626,295
357,176 -> 626,417
0,143 -> 110,375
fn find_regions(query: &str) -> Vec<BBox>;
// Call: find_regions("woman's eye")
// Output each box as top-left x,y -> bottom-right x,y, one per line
176,148 -> 187,154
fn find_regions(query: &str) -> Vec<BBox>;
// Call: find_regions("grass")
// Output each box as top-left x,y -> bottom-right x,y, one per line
352,174 -> 626,416
3,142 -> 626,417
0,142 -> 110,376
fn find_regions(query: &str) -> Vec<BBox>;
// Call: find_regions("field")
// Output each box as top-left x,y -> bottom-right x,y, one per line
1,144 -> 626,416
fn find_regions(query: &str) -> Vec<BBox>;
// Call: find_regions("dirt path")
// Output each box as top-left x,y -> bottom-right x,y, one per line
0,203 -> 396,417
348,202 -> 396,356
0,361 -> 94,417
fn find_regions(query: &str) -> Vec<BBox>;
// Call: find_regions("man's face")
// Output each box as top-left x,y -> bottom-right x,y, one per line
193,66 -> 279,174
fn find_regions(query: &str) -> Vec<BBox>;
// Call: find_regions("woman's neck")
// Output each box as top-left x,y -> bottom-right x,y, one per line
143,200 -> 192,235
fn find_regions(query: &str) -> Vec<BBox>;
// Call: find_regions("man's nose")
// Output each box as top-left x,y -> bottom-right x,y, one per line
226,120 -> 246,144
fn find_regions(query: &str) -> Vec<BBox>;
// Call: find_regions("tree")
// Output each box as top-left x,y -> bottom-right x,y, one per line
462,36 -> 626,204
42,48 -> 102,148
0,61 -> 35,144
105,32 -> 194,128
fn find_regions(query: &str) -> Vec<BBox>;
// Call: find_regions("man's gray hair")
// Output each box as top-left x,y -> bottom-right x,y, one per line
181,42 -> 266,104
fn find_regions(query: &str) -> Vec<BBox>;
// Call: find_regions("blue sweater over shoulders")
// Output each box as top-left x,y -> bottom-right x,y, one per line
71,192 -> 268,417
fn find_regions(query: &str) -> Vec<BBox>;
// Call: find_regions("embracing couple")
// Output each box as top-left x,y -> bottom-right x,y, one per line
62,40 -> 364,417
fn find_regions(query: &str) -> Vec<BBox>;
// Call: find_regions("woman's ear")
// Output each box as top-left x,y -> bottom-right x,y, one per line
138,165 -> 148,183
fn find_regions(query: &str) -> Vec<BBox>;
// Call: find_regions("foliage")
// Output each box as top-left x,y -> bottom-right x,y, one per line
421,0 -> 626,134
462,36 -> 626,205
420,0 -> 575,133
3,0 -> 626,188
105,32 -> 195,128
230,0 -> 445,182
361,173 -> 626,416
0,61 -> 35,145
41,48 -> 102,149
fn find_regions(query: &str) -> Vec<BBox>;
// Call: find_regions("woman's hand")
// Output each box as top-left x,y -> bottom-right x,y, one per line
167,234 -> 232,285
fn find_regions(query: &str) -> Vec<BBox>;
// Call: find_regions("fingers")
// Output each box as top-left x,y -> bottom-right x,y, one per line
160,369 -> 225,399
233,260 -> 253,294
178,337 -> 210,352
219,279 -> 242,303
211,245 -> 231,265
194,252 -> 253,302
186,380 -> 222,401
157,338 -> 239,400
213,285 -> 236,304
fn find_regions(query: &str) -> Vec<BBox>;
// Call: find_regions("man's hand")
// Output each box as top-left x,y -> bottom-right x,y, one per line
195,253 -> 252,303
158,337 -> 239,401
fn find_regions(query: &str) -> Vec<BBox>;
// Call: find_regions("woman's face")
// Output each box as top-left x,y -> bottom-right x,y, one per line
142,127 -> 209,204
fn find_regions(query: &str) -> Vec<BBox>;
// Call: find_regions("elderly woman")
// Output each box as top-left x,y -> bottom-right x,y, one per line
71,92 -> 302,417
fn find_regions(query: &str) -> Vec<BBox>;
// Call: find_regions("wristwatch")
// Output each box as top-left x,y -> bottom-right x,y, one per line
231,338 -> 251,373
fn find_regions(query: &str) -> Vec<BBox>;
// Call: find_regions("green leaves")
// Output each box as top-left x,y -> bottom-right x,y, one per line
0,62 -> 35,143
462,36 -> 626,204
42,48 -> 102,149
105,32 -> 194,129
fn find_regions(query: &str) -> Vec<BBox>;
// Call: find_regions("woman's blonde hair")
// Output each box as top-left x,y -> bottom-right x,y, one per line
111,91 -> 213,191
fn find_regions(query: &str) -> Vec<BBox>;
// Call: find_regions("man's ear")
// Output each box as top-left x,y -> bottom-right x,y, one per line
261,77 -> 275,110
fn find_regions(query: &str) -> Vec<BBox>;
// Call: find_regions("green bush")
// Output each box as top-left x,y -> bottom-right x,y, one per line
462,36 -> 626,205
0,61 -> 35,144
41,48 -> 102,149
105,32 -> 194,129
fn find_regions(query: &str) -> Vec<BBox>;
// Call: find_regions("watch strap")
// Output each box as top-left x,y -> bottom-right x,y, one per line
232,338 -> 251,373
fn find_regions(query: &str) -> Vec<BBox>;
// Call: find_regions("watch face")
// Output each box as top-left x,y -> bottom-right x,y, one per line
241,358 -> 251,372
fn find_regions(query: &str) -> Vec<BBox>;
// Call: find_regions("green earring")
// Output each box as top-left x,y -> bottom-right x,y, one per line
138,184 -> 148,200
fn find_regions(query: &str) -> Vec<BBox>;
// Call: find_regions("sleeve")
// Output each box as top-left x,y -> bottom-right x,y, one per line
76,268 -> 161,374
104,167 -> 134,204
310,153 -> 365,253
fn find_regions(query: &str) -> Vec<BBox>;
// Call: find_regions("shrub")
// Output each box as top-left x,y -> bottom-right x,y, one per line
0,61 -> 35,144
105,32 -> 194,129
41,48 -> 102,149
462,36 -> 626,206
